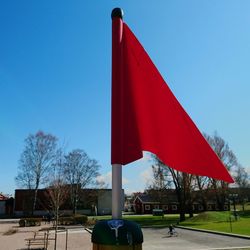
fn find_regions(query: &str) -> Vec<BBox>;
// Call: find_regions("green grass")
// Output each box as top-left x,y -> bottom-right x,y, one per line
88,214 -> 180,228
180,210 -> 250,236
88,207 -> 250,236
123,214 -> 179,227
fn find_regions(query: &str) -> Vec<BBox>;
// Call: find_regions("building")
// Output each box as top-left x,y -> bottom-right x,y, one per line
133,189 -> 231,214
14,188 -> 124,216
133,191 -> 179,214
0,193 -> 14,216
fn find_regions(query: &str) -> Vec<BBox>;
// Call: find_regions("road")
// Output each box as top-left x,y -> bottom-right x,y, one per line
142,227 -> 250,250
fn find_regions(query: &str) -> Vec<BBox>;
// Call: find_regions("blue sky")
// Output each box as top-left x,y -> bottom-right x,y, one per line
0,1 -> 249,196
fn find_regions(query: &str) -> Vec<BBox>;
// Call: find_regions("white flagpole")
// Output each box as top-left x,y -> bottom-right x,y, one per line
112,164 -> 122,219
111,8 -> 124,220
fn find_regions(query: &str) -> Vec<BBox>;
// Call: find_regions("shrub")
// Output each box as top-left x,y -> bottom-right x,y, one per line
58,215 -> 88,225
27,218 -> 42,226
19,219 -> 26,227
74,215 -> 87,225
86,218 -> 97,226
58,217 -> 72,225
19,218 -> 42,227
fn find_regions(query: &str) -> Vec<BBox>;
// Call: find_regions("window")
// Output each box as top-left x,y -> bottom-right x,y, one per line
162,205 -> 168,211
198,205 -> 203,211
145,205 -> 151,210
171,205 -> 177,210
154,205 -> 159,209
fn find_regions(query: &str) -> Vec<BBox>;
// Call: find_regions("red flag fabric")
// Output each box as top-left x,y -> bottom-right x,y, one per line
111,17 -> 234,183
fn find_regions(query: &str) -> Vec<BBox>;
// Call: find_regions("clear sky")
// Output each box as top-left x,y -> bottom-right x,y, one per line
1,1 -> 249,196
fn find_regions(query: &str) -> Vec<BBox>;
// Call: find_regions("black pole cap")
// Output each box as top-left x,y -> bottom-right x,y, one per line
111,8 -> 124,19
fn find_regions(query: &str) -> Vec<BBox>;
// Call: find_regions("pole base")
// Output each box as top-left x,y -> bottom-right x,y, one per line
92,219 -> 143,249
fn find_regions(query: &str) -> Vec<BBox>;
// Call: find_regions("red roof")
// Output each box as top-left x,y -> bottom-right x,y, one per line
0,193 -> 8,200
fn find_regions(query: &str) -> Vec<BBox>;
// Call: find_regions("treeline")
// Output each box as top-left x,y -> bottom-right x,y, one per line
146,132 -> 249,221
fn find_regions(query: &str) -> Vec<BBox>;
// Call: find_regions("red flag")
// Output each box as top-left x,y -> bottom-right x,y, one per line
111,16 -> 234,183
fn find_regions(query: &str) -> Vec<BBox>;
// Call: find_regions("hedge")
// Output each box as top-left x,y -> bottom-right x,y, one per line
58,215 -> 88,225
19,218 -> 42,227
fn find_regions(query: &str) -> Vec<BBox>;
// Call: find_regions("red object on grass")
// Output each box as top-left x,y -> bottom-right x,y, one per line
111,15 -> 234,183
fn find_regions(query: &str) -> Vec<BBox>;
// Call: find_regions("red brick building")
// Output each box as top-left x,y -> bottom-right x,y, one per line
133,189 -> 232,214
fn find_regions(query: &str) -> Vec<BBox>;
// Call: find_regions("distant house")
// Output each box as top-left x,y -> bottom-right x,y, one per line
229,187 -> 250,202
14,188 -> 124,216
133,189 -> 231,215
133,192 -> 179,214
0,193 -> 7,201
0,193 -> 14,216
124,195 -> 135,212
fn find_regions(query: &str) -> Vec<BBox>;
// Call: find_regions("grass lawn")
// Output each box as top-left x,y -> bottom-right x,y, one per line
123,214 -> 179,227
88,214 -> 180,228
88,205 -> 250,236
179,210 -> 250,236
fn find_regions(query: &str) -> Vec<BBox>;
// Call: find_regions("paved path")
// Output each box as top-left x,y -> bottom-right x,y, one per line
1,221 -> 250,250
56,226 -> 250,250
48,228 -> 91,250
142,227 -> 250,250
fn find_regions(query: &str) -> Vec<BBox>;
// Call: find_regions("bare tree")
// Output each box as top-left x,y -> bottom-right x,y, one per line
46,149 -> 69,221
195,175 -> 211,211
63,149 -> 100,215
46,161 -> 69,250
203,132 -> 238,210
148,132 -> 239,219
150,164 -> 172,190
234,165 -> 250,211
150,155 -> 195,221
204,132 -> 237,172
146,164 -> 170,206
15,162 -> 34,190
234,165 -> 249,188
15,131 -> 58,214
